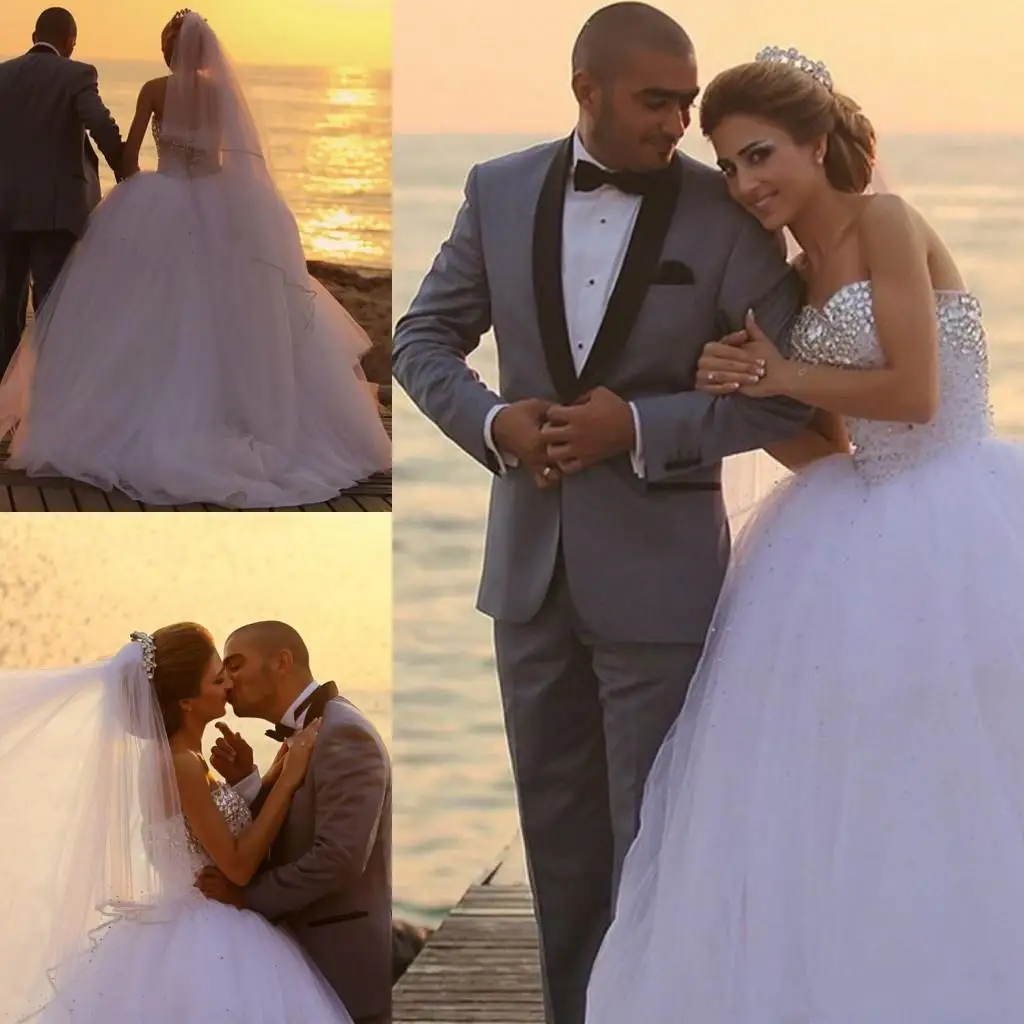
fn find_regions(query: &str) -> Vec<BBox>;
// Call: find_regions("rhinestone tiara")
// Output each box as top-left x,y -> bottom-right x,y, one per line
130,631 -> 157,682
755,45 -> 833,92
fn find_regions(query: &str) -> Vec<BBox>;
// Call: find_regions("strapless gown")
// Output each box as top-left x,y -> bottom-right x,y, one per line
36,782 -> 353,1023
585,282 -> 1024,1022
0,120 -> 390,508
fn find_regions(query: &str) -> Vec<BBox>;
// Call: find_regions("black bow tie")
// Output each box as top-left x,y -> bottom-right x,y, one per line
265,682 -> 332,742
572,159 -> 667,197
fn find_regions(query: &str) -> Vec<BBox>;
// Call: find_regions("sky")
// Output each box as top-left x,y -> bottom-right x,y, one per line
393,0 -> 1023,134
1,0 -> 390,68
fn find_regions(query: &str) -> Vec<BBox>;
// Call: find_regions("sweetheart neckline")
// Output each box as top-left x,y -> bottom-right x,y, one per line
803,279 -> 975,318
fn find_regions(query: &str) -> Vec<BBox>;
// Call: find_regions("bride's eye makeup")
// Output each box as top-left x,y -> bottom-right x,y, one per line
744,142 -> 775,165
716,140 -> 775,178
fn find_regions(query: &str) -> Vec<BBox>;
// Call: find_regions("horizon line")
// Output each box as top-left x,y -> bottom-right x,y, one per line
0,51 -> 391,73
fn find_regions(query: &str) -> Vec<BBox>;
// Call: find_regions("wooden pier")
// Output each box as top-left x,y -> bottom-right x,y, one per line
0,409 -> 391,512
393,835 -> 545,1023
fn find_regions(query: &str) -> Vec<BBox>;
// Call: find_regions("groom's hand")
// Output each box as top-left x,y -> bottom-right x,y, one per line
492,399 -> 561,489
210,723 -> 255,785
541,387 -> 635,474
195,866 -> 246,908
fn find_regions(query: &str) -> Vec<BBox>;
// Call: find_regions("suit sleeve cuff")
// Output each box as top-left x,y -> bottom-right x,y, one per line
483,403 -> 519,474
628,400 -> 645,478
233,768 -> 263,806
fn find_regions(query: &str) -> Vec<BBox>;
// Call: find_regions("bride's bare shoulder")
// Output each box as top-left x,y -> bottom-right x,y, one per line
171,748 -> 210,786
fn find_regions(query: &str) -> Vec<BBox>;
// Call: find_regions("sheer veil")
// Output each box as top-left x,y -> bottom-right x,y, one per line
163,13 -> 317,306
0,638 -> 193,1022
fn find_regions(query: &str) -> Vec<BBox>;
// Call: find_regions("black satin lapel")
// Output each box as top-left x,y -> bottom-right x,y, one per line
578,159 -> 683,393
532,137 -> 577,402
304,680 -> 339,723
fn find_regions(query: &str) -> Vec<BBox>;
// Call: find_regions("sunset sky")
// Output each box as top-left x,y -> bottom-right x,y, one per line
2,0 -> 390,68
394,0 -> 1021,134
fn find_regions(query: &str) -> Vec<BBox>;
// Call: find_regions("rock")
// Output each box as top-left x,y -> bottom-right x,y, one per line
307,261 -> 391,389
393,917 -> 432,982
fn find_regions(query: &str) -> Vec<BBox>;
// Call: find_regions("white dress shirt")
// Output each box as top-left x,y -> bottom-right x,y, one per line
31,42 -> 61,56
483,133 -> 647,476
233,680 -> 321,805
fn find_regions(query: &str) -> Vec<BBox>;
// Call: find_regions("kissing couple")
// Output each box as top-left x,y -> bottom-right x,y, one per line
396,2 -> 1024,1022
0,620 -> 391,1024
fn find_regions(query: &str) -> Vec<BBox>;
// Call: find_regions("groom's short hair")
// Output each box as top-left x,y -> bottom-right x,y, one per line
572,3 -> 693,82
229,620 -> 311,671
34,7 -> 76,42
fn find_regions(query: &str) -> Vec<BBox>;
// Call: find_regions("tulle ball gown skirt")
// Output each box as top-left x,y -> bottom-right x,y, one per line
37,897 -> 353,1023
0,170 -> 391,508
585,440 -> 1024,1023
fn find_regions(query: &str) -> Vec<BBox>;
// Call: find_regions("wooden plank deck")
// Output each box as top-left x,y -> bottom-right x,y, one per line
393,835 -> 545,1023
0,410 -> 391,512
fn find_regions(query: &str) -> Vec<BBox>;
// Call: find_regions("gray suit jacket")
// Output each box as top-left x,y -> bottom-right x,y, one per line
0,46 -> 123,236
245,692 -> 391,1023
393,135 -> 812,644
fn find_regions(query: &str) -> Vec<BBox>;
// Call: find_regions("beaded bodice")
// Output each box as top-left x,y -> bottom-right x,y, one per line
141,779 -> 251,883
790,281 -> 992,481
184,781 -> 252,866
152,117 -> 221,178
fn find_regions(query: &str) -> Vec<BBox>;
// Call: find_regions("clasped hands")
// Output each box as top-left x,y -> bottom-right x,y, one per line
492,386 -> 635,489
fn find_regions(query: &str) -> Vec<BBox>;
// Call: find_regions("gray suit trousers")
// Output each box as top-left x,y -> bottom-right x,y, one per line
494,556 -> 702,1024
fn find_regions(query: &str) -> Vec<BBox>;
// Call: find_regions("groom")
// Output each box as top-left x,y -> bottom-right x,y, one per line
0,7 -> 124,375
197,620 -> 392,1024
393,4 -> 810,1022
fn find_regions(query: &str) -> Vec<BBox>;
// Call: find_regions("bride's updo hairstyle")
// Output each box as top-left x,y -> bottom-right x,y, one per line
161,8 -> 199,68
150,622 -> 218,735
699,54 -> 877,195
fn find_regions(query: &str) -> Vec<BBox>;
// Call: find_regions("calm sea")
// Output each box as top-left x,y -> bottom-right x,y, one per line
3,57 -> 391,268
0,516 -> 392,761
393,131 -> 1024,925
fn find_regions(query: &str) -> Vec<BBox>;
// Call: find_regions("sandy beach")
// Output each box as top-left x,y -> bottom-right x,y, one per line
309,261 -> 391,397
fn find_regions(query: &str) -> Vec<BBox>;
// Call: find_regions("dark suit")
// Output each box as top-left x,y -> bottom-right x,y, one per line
247,683 -> 393,1024
0,44 -> 123,373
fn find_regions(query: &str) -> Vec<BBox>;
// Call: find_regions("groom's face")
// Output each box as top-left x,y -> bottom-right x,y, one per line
580,47 -> 700,171
222,636 -> 278,718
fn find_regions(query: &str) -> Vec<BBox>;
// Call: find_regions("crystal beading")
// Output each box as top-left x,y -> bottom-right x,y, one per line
789,281 -> 992,483
755,45 -> 834,92
130,631 -> 157,681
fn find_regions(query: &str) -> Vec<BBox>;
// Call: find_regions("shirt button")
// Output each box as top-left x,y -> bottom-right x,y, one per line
600,218 -> 607,224
587,279 -> 595,286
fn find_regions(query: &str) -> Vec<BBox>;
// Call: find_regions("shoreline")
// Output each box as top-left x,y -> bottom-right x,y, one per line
308,260 -> 391,400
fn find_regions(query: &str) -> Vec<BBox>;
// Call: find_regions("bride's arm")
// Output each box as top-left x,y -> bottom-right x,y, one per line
120,79 -> 157,178
764,409 -> 851,471
174,731 -> 314,887
704,196 -> 941,425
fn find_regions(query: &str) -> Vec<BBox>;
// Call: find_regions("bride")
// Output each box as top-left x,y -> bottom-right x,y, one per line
0,623 -> 357,1022
0,10 -> 390,509
585,47 -> 1024,1022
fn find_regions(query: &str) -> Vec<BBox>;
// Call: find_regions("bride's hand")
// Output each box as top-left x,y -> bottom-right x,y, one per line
278,718 -> 323,792
261,741 -> 289,786
697,311 -> 789,398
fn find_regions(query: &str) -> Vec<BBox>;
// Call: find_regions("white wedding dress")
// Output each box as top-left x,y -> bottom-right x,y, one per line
0,15 -> 390,508
36,782 -> 354,1023
585,282 -> 1024,1021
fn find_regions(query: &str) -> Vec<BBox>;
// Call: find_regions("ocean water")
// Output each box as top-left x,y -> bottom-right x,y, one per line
0,516 -> 393,764
392,131 -> 1024,925
31,58 -> 391,268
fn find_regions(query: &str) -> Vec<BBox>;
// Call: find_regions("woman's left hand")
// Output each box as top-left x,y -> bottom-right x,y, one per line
697,310 -> 792,398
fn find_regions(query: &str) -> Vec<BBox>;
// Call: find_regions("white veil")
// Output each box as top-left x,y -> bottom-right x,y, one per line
0,638 -> 193,1023
162,12 -> 317,312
